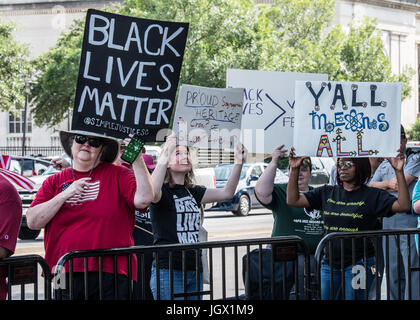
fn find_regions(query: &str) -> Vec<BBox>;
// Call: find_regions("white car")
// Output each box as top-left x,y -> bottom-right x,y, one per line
9,156 -> 59,240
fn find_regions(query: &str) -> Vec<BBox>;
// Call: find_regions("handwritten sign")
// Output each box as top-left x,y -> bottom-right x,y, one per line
172,84 -> 243,149
71,9 -> 189,141
293,81 -> 402,157
226,69 -> 328,154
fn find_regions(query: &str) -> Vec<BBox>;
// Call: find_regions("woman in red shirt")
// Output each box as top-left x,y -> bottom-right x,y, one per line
27,130 -> 154,300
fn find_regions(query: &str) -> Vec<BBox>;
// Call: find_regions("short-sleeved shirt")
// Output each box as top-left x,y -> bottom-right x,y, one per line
149,184 -> 206,270
255,183 -> 324,254
0,175 -> 22,300
411,180 -> 420,253
304,184 -> 396,267
371,152 -> 420,201
30,162 -> 138,280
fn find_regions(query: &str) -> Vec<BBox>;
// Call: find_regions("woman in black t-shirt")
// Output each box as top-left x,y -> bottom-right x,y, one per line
149,134 -> 247,300
286,149 -> 410,300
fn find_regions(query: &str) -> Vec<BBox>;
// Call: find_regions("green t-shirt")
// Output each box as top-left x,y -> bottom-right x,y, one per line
256,183 -> 324,254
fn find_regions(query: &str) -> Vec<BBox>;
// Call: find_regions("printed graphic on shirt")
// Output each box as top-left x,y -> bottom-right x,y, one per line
65,180 -> 100,205
174,194 -> 200,244
323,198 -> 365,232
135,208 -> 152,226
304,208 -> 321,220
292,208 -> 324,236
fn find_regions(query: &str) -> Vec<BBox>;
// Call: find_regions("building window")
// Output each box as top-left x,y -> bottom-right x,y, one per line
8,109 -> 32,134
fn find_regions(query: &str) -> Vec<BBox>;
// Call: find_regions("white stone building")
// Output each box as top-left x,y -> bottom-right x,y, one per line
1,0 -> 420,155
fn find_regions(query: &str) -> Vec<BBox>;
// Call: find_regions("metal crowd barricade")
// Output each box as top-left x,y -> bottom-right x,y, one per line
0,254 -> 52,300
313,228 -> 420,300
52,236 -> 310,300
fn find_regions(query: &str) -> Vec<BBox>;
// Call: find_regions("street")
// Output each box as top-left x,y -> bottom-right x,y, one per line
10,209 -> 273,300
14,209 -> 274,256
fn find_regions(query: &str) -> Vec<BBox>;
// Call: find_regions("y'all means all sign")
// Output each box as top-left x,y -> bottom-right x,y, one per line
172,84 -> 243,150
293,81 -> 402,157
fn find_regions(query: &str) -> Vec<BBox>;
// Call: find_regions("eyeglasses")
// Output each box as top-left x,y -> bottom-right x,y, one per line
74,135 -> 103,148
337,160 -> 354,169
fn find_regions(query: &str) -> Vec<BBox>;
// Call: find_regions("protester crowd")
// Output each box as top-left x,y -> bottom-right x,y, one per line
2,125 -> 420,301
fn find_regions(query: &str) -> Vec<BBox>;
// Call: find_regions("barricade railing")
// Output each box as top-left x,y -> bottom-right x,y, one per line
0,254 -> 52,300
52,236 -> 310,300
314,228 -> 420,300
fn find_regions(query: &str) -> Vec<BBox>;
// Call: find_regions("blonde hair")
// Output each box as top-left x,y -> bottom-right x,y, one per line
163,145 -> 195,187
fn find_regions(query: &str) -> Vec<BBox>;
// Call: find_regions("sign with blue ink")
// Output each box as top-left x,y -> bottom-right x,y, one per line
226,69 -> 328,154
172,84 -> 243,150
293,81 -> 402,157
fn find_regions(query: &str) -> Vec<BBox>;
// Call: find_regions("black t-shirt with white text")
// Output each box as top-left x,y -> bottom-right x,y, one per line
149,183 -> 206,270
304,184 -> 397,267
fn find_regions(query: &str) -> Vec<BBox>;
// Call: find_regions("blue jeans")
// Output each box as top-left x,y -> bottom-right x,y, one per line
150,266 -> 203,300
321,257 -> 375,300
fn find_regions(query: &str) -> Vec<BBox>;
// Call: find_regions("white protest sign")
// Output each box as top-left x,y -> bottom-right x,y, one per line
293,81 -> 402,157
226,69 -> 328,154
172,84 -> 243,150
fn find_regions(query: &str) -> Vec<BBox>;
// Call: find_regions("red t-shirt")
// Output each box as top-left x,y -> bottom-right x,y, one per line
0,175 -> 23,300
30,162 -> 138,281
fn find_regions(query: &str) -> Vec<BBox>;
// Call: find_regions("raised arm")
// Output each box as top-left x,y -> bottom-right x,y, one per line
132,151 -> 155,209
26,177 -> 92,230
150,134 -> 177,203
255,145 -> 288,205
201,143 -> 247,204
387,152 -> 411,213
286,148 -> 310,208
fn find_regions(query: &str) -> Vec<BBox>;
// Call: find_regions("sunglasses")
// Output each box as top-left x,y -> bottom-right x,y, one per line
74,135 -> 103,148
337,160 -> 354,169
301,158 -> 311,168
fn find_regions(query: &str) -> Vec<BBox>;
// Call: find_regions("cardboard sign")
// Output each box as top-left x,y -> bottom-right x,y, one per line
293,81 -> 402,157
172,84 -> 243,150
71,9 -> 189,141
226,69 -> 328,154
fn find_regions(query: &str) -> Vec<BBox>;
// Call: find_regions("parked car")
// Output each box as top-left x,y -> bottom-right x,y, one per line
407,141 -> 420,156
207,162 -> 289,216
273,156 -> 335,188
8,156 -> 59,240
144,145 -> 162,162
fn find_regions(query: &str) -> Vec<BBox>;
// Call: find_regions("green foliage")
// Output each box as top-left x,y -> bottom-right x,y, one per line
407,118 -> 420,141
0,19 -> 31,113
30,0 -> 414,128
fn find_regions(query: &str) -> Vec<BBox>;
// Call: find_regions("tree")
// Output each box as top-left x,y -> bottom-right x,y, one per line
0,19 -> 31,114
30,0 -> 414,128
407,118 -> 420,141
262,2 -> 414,99
30,20 -> 83,127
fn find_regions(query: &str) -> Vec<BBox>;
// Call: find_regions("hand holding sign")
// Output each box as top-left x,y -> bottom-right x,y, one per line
387,149 -> 405,172
271,145 -> 288,164
234,141 -> 248,164
159,133 -> 177,165
288,147 -> 305,170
